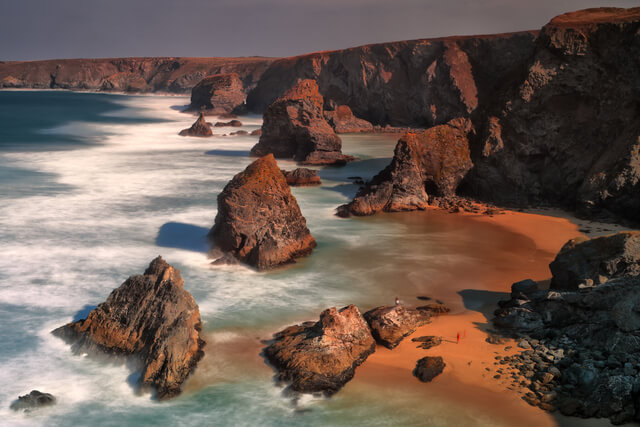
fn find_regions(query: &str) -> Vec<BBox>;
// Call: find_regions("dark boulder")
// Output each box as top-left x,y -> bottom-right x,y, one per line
10,390 -> 56,411
413,356 -> 446,382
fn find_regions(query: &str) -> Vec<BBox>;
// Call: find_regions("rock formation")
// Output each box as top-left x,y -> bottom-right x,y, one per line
208,154 -> 316,270
189,73 -> 245,113
263,305 -> 375,395
52,257 -> 205,400
363,305 -> 431,349
281,168 -> 322,186
412,336 -> 443,349
324,105 -> 373,133
250,80 -> 354,165
413,356 -> 446,382
493,231 -> 640,423
214,119 -> 242,127
179,112 -> 213,137
337,118 -> 473,216
10,391 -> 56,411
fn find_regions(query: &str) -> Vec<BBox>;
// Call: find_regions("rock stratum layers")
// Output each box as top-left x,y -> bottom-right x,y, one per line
263,305 -> 376,395
208,154 -> 316,270
52,257 -> 204,400
250,80 -> 353,165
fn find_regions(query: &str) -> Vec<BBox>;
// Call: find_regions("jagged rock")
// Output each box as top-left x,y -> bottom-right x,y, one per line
230,130 -> 248,136
549,232 -> 640,290
412,336 -> 443,349
511,279 -> 539,298
214,119 -> 243,127
189,73 -> 246,113
363,305 -> 431,349
337,118 -> 473,216
324,105 -> 373,133
250,80 -> 354,165
209,154 -> 316,270
281,168 -> 321,186
52,257 -> 204,400
10,391 -> 56,411
417,302 -> 451,315
179,112 -> 213,137
263,305 -> 376,395
413,356 -> 446,382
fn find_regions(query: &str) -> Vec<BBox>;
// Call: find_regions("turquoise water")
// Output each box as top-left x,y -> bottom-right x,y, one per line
0,91 -> 584,427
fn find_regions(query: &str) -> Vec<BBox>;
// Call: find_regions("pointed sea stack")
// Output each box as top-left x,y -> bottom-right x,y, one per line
52,257 -> 205,400
263,305 -> 376,395
209,154 -> 316,270
250,80 -> 354,165
179,112 -> 213,137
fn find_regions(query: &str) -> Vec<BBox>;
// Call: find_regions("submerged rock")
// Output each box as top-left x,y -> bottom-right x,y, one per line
281,168 -> 321,186
263,305 -> 376,395
209,154 -> 316,270
324,105 -> 373,133
189,73 -> 246,114
337,118 -> 472,216
214,119 -> 243,127
10,390 -> 56,411
52,257 -> 205,400
250,80 -> 354,165
179,112 -> 213,137
414,356 -> 446,382
363,305 -> 431,349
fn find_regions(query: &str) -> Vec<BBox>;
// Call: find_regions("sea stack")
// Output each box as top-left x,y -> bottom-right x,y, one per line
250,79 -> 354,165
263,305 -> 376,395
209,154 -> 316,270
52,257 -> 205,400
189,73 -> 246,114
179,112 -> 213,137
338,118 -> 473,216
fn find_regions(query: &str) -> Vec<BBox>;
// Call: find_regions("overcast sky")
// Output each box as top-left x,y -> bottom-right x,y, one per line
0,0 -> 636,61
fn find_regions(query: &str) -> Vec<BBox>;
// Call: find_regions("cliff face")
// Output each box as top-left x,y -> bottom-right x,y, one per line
0,57 -> 274,93
246,32 -> 537,126
468,8 -> 640,223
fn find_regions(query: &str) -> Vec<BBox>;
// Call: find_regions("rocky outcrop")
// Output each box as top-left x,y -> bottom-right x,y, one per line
179,112 -> 212,137
549,231 -> 640,290
493,231 -> 640,424
468,8 -> 640,225
250,80 -> 354,165
214,119 -> 242,127
52,257 -> 204,400
189,73 -> 245,113
208,154 -> 316,270
412,336 -> 443,349
414,357 -> 446,382
263,305 -> 375,395
0,57 -> 273,93
363,305 -> 431,349
10,391 -> 56,411
337,118 -> 473,216
324,105 -> 373,133
281,168 -> 321,186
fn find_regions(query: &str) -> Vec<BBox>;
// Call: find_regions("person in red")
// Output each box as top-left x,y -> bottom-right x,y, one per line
457,332 -> 460,344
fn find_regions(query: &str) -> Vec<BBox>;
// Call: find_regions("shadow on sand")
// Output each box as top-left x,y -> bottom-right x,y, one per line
156,222 -> 210,253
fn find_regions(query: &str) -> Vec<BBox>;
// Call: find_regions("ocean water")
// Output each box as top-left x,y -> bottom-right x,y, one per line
0,91 -> 580,427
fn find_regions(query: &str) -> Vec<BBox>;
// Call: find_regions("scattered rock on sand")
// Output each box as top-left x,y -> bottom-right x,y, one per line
417,302 -> 450,315
414,356 -> 446,382
363,305 -> 431,349
412,336 -> 443,349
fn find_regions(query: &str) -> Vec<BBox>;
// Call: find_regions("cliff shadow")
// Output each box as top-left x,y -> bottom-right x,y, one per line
458,289 -> 509,323
156,222 -> 210,253
205,149 -> 251,157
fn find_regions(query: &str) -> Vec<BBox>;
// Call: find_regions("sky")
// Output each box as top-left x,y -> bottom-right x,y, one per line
0,0 -> 637,61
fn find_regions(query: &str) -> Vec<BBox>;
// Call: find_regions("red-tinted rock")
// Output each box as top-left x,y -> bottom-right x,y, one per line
363,305 -> 431,349
189,73 -> 245,113
214,119 -> 243,127
281,168 -> 321,186
179,112 -> 213,137
324,105 -> 373,133
250,129 -> 262,136
338,118 -> 473,216
263,305 -> 376,395
250,80 -> 354,165
209,154 -> 316,270
52,257 -> 204,400
414,356 -> 446,382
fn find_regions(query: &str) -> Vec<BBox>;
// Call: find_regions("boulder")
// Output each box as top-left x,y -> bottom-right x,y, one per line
179,112 -> 213,137
337,118 -> 473,216
324,105 -> 373,133
250,129 -> 262,136
511,279 -> 539,298
214,119 -> 243,127
10,390 -> 56,411
549,232 -> 640,290
413,356 -> 446,382
363,305 -> 431,349
189,73 -> 246,114
281,168 -> 321,186
52,257 -> 204,400
263,305 -> 376,395
412,335 -> 443,349
209,154 -> 316,270
250,80 -> 354,165
230,130 -> 248,136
